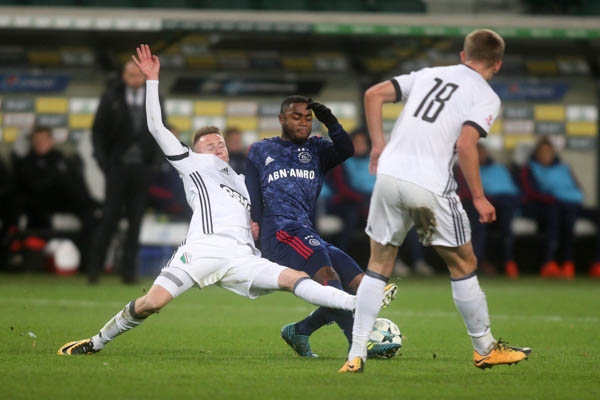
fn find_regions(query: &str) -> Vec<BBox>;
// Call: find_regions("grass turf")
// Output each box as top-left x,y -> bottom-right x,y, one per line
1,273 -> 599,400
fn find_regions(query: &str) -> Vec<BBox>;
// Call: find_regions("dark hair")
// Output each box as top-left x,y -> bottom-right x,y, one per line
224,126 -> 242,136
193,126 -> 221,146
31,125 -> 52,135
280,95 -> 310,114
463,29 -> 505,67
350,127 -> 371,144
534,135 -> 555,153
32,126 -> 52,136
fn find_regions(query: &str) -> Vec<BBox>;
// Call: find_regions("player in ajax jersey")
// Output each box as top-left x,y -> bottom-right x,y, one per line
57,44 -> 361,356
246,96 -> 398,358
340,29 -> 532,372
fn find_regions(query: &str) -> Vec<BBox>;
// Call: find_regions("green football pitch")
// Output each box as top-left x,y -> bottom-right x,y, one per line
1,273 -> 598,400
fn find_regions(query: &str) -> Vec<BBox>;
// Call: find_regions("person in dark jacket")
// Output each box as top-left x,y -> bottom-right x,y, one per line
88,60 -> 165,284
223,126 -> 247,174
13,126 -> 98,266
0,156 -> 17,241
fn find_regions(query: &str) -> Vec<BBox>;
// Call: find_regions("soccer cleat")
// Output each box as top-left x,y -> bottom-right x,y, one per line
382,283 -> 398,309
367,341 -> 401,359
280,323 -> 318,358
57,339 -> 99,355
473,340 -> 531,369
338,356 -> 364,373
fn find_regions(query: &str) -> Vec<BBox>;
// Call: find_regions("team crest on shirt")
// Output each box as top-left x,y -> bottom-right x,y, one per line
305,235 -> 320,247
298,149 -> 312,164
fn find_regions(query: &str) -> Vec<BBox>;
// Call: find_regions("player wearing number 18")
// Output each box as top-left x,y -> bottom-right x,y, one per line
340,29 -> 532,373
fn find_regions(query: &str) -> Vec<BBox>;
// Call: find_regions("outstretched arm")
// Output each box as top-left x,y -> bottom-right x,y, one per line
132,44 -> 186,158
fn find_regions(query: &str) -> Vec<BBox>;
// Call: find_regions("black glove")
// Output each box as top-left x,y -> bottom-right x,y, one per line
307,100 -> 338,129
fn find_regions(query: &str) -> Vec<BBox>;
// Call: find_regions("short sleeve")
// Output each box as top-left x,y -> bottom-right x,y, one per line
392,70 -> 420,102
464,92 -> 501,138
167,151 -> 212,176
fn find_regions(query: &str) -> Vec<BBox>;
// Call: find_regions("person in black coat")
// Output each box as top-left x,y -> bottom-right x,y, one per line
0,155 -> 18,241
13,126 -> 98,266
88,60 -> 165,284
224,126 -> 247,174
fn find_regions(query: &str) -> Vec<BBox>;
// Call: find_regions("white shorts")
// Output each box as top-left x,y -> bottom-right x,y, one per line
366,174 -> 471,247
152,235 -> 285,299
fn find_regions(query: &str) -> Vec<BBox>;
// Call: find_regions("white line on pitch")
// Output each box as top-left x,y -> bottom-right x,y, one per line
1,297 -> 598,324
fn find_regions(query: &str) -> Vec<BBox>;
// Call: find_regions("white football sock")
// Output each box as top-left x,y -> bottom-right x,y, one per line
293,278 -> 356,311
92,301 -> 146,350
451,275 -> 496,355
348,274 -> 386,362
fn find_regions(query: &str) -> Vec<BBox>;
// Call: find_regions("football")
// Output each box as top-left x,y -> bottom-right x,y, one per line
368,318 -> 403,359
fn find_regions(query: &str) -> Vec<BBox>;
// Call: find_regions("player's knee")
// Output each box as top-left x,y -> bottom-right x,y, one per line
278,268 -> 308,291
136,294 -> 168,316
449,255 -> 477,278
312,266 -> 339,283
348,273 -> 364,292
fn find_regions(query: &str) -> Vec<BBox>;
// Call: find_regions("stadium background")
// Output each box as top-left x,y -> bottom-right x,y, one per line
1,0 -> 599,273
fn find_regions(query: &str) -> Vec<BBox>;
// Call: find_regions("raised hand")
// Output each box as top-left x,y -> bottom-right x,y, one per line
307,100 -> 338,129
132,44 -> 160,81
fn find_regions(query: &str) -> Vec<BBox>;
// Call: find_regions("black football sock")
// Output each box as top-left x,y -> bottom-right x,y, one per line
295,279 -> 352,342
295,307 -> 333,336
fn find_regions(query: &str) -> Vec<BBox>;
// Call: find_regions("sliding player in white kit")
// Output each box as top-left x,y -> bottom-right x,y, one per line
57,44 -> 360,356
340,29 -> 531,372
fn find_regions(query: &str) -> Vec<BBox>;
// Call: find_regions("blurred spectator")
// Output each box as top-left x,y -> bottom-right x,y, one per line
327,129 -> 372,251
224,126 -> 247,174
88,61 -> 164,284
0,156 -> 17,241
456,143 -> 521,278
328,128 -> 433,276
392,228 -> 435,277
12,126 -> 98,268
519,136 -> 583,279
577,207 -> 600,278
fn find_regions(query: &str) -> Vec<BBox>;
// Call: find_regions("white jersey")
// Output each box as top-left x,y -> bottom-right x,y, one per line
378,64 -> 500,196
145,80 -> 256,252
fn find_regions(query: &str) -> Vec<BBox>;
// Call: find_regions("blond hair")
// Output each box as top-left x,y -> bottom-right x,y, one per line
463,29 -> 505,67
